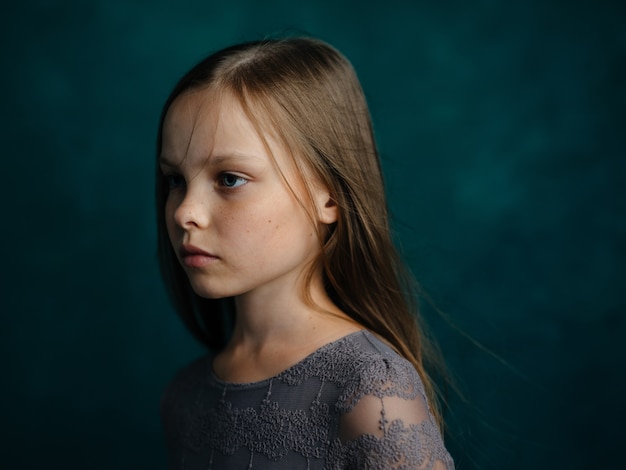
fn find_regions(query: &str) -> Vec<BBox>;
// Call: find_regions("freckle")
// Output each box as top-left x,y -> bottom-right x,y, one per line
268,219 -> 271,223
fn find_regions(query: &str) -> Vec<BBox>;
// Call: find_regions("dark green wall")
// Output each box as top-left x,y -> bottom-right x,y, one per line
2,1 -> 624,468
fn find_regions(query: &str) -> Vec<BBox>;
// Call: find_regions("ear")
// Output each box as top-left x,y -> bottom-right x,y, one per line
314,186 -> 338,225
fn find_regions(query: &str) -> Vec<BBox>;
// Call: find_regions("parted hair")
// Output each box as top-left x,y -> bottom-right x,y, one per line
156,37 -> 446,429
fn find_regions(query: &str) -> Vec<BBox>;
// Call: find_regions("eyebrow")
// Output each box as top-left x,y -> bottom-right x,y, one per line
159,155 -> 179,167
210,153 -> 266,166
159,153 -> 265,168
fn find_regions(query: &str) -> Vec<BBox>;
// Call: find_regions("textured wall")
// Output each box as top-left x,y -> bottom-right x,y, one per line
2,0 -> 624,468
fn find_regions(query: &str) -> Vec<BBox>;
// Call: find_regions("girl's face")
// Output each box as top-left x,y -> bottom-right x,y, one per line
160,90 -> 335,301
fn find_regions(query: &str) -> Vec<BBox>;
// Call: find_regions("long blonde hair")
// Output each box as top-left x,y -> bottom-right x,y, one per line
156,37 -> 447,429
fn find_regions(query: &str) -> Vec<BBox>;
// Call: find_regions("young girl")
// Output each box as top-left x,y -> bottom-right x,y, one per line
157,37 -> 454,469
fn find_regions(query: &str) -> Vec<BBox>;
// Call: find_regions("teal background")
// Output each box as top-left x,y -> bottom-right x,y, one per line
2,0 -> 624,468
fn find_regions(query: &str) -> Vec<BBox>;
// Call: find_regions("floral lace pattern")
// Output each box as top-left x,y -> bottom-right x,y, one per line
162,330 -> 454,469
188,386 -> 331,460
327,419 -> 453,470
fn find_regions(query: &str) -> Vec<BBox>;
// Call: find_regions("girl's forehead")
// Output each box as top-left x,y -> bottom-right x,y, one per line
166,89 -> 269,139
163,91 -> 242,150
164,89 -> 223,131
162,89 -> 296,174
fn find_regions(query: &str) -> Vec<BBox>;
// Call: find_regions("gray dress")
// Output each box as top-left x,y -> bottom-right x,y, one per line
162,330 -> 455,469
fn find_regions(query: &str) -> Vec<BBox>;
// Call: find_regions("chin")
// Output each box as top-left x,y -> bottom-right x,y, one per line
189,280 -> 235,300
192,286 -> 228,300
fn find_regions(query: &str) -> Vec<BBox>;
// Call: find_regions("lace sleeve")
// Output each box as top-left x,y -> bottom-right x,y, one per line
334,353 -> 454,470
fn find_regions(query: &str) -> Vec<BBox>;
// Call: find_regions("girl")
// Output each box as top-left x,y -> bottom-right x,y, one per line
157,37 -> 454,469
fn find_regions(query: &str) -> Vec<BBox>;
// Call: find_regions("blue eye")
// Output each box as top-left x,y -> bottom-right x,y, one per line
164,173 -> 185,190
219,173 -> 247,189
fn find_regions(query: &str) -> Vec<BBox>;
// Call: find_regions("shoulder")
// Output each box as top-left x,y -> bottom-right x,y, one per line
327,333 -> 455,469
279,330 -> 426,413
337,331 -> 427,411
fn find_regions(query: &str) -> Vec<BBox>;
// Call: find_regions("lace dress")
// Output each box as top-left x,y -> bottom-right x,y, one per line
161,330 -> 455,469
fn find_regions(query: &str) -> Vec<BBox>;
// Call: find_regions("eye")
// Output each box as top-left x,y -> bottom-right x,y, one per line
163,173 -> 185,191
218,173 -> 248,189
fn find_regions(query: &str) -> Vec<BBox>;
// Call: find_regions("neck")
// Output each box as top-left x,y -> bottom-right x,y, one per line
230,272 -> 344,351
213,271 -> 363,383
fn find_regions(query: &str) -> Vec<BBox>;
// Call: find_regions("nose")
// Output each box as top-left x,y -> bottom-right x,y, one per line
173,191 -> 210,229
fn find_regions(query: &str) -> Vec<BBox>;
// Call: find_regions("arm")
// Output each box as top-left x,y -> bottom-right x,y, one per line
336,362 -> 454,470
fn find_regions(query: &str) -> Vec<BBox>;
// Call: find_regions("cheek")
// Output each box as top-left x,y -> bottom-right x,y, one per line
226,210 -> 274,243
221,204 -> 283,247
255,202 -> 316,249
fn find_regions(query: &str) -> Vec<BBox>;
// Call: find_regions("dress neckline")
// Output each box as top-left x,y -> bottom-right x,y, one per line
208,329 -> 368,389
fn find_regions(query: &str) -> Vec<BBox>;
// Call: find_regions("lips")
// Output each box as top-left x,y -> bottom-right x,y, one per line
179,244 -> 218,268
